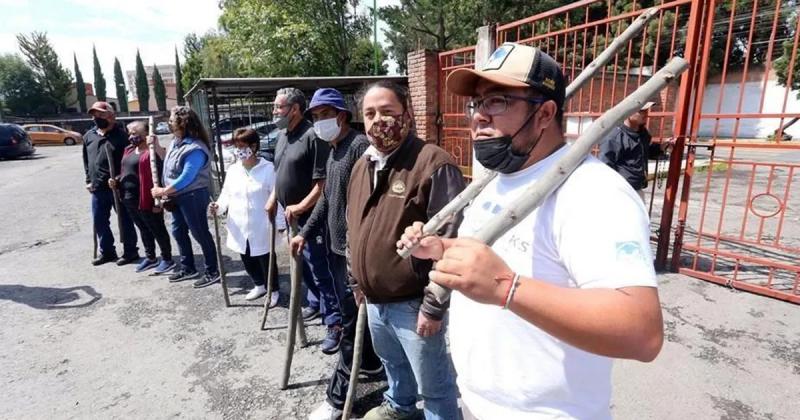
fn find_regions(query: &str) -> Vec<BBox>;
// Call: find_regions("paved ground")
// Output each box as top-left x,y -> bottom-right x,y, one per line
1,146 -> 798,419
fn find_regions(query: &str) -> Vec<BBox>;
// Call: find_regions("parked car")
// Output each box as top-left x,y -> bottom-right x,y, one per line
23,124 -> 83,146
0,124 -> 35,159
154,121 -> 170,135
211,115 -> 269,136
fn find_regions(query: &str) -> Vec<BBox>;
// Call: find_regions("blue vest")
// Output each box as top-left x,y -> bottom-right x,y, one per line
163,136 -> 211,195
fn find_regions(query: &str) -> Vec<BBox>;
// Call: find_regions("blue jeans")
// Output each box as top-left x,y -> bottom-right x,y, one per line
367,300 -> 460,420
297,215 -> 341,326
170,188 -> 218,274
91,188 -> 138,257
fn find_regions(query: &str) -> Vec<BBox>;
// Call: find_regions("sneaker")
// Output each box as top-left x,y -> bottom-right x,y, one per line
320,325 -> 343,355
302,306 -> 321,321
92,253 -> 118,266
135,258 -> 159,273
193,271 -> 221,288
245,285 -> 267,301
116,254 -> 140,266
308,400 -> 343,420
168,269 -> 199,283
360,363 -> 385,378
153,259 -> 176,275
269,291 -> 280,308
363,402 -> 420,420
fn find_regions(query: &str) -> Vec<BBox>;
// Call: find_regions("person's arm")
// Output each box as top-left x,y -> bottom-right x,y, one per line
214,170 -> 232,214
427,181 -> 663,361
162,149 -> 206,195
299,190 -> 327,239
82,138 -> 91,185
419,163 -> 466,321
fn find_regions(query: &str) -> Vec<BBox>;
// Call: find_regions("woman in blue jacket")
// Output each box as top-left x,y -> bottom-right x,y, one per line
150,106 -> 219,288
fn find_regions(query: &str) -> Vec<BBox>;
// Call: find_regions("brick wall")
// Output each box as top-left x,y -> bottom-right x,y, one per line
407,50 -> 440,143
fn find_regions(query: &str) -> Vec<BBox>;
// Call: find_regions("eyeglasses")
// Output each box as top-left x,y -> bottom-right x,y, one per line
465,94 -> 545,118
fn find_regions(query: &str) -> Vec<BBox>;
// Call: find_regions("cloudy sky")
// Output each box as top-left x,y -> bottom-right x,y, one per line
2,0 -> 398,100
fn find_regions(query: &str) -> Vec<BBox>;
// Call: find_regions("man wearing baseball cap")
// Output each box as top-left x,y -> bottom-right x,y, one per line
297,88 -> 385,420
600,101 -> 670,202
83,101 -> 140,266
400,43 -> 663,419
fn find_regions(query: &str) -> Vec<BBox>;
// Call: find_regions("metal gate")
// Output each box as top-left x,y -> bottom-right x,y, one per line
439,46 -> 476,178
673,0 -> 800,303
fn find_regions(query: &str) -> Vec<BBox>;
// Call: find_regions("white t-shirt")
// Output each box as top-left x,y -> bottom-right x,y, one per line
450,145 -> 657,420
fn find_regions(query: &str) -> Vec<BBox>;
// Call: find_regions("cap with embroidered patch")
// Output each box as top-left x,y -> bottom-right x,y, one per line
447,42 -> 566,109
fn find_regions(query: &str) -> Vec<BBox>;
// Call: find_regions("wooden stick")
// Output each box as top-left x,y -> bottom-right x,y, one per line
397,6 -> 661,259
104,143 -> 126,247
342,301 -> 367,420
281,220 -> 306,389
148,116 -> 162,208
259,214 -> 278,330
426,57 -> 689,304
212,212 -> 231,307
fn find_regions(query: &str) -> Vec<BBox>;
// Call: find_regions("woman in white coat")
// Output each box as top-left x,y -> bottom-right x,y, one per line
209,128 -> 285,305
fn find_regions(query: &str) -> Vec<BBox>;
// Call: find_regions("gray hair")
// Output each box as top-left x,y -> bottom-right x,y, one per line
276,87 -> 306,113
127,120 -> 148,135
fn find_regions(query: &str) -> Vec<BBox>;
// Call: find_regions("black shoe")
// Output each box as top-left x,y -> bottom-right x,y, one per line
360,364 -> 385,378
302,306 -> 321,321
320,326 -> 343,355
169,269 -> 200,283
92,254 -> 118,266
116,254 -> 140,266
193,271 -> 221,288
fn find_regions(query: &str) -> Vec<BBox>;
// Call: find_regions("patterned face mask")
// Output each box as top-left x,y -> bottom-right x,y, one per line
234,147 -> 253,161
367,114 -> 409,154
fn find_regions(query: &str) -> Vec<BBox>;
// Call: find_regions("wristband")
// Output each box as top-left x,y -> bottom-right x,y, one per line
503,273 -> 521,310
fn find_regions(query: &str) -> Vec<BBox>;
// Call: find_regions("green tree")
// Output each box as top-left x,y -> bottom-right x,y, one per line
380,0 -> 564,72
153,65 -> 167,111
73,53 -> 87,112
92,45 -> 106,101
218,0 -> 383,76
16,31 -> 72,112
135,50 -> 149,112
113,57 -> 128,112
0,54 -> 48,114
174,47 -> 185,105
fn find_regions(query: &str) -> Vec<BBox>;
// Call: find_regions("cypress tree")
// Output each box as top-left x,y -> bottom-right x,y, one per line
92,46 -> 106,101
73,53 -> 86,112
134,50 -> 149,112
174,47 -> 185,105
153,64 -> 167,112
113,57 -> 128,113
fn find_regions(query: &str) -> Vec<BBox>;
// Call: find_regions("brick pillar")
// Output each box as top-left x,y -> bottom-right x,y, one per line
407,49 -> 440,144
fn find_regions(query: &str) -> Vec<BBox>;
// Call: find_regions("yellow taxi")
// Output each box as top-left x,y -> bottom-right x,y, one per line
22,124 -> 83,146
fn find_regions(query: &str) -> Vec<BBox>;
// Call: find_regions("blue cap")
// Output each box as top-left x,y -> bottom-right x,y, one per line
307,88 -> 351,117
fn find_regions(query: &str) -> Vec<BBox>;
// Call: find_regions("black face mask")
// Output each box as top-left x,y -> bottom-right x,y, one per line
94,117 -> 110,129
473,106 -> 543,174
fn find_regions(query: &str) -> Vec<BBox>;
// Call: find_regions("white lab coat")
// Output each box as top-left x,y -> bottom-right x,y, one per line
215,158 -> 285,256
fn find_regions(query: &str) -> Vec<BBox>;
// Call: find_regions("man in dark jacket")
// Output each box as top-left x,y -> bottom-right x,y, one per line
346,81 -> 465,420
295,88 -> 384,420
82,101 -> 139,265
599,101 -> 666,201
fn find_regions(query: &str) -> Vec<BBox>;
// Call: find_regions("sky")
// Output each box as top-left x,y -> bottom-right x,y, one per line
1,0 -> 399,100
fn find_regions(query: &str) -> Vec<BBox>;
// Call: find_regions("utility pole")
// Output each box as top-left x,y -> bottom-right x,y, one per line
373,0 -> 379,75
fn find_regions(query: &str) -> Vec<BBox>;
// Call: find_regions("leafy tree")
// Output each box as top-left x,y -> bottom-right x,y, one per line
153,65 -> 167,111
92,45 -> 106,101
113,57 -> 129,112
218,0 -> 383,76
73,53 -> 87,112
135,50 -> 150,112
0,54 -> 49,114
174,48 -> 185,105
15,31 -> 72,112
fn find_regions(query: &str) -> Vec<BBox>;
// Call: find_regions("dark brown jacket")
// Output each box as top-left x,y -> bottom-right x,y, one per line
346,135 -> 465,320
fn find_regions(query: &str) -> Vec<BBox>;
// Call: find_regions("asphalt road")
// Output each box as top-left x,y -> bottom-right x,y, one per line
0,146 -> 798,419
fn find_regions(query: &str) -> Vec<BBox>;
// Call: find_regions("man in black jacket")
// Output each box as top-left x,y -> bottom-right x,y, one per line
82,101 -> 139,265
599,101 -> 668,202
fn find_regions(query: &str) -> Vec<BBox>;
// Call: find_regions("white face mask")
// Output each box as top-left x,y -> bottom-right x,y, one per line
234,147 -> 253,161
313,117 -> 341,142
